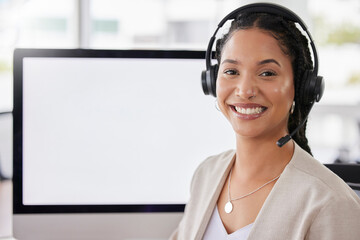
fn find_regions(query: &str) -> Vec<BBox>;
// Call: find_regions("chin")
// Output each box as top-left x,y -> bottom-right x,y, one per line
232,125 -> 286,142
232,127 -> 264,138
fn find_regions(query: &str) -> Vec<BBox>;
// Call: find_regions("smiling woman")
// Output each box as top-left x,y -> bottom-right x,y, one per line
171,3 -> 360,240
216,29 -> 294,140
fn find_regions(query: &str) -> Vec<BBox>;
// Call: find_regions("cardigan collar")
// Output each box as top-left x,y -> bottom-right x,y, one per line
195,150 -> 236,239
196,141 -> 302,239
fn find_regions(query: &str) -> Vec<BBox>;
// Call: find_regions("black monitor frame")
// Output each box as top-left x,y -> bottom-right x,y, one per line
13,48 -> 205,214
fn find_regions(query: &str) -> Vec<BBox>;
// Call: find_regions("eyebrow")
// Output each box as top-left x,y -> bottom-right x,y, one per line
221,58 -> 281,67
258,59 -> 281,67
221,59 -> 238,65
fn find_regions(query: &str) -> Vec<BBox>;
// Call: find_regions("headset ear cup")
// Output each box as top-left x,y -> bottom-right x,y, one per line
314,76 -> 324,102
201,64 -> 218,97
301,70 -> 324,105
301,70 -> 315,105
210,64 -> 218,97
201,70 -> 210,95
201,64 -> 218,96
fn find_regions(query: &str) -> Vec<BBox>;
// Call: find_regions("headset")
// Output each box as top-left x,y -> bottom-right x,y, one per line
201,2 -> 324,105
201,3 -> 325,147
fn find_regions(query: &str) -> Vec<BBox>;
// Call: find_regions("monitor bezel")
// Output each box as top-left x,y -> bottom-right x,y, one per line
13,48 -> 205,214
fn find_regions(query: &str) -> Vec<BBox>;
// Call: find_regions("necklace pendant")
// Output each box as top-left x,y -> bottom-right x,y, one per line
224,201 -> 233,214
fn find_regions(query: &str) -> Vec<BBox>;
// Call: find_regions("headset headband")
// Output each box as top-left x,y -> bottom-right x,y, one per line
205,3 -> 319,75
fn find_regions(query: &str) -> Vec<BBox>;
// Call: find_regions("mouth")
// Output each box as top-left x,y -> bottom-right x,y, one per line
234,106 -> 266,115
230,104 -> 267,119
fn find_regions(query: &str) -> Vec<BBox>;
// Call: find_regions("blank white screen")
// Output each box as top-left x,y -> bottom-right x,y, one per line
22,57 -> 234,205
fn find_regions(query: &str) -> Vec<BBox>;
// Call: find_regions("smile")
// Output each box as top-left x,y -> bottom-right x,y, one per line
234,106 -> 265,115
230,104 -> 267,120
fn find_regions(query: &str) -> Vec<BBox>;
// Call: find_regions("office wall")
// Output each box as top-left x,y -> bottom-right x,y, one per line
1,0 -> 360,178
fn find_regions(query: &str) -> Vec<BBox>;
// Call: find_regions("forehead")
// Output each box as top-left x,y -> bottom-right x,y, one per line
221,28 -> 290,62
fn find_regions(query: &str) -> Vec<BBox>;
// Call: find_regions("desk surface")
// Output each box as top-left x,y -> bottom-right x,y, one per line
0,180 -> 12,239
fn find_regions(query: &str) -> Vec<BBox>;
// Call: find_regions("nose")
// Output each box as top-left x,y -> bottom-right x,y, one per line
235,74 -> 258,100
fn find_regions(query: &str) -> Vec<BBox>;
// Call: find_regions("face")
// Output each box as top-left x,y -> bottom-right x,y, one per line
216,28 -> 294,140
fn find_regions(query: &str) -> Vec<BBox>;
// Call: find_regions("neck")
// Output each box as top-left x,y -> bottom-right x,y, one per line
233,134 -> 294,181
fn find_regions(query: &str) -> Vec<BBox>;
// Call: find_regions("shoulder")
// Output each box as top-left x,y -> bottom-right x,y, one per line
287,143 -> 359,204
261,143 -> 360,239
285,143 -> 360,238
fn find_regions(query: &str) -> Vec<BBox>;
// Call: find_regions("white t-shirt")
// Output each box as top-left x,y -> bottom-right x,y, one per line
203,205 -> 253,240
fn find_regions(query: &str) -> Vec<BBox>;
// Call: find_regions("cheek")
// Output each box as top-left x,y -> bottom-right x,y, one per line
273,80 -> 293,95
216,77 -> 232,99
216,78 -> 235,116
269,82 -> 294,112
273,78 -> 294,101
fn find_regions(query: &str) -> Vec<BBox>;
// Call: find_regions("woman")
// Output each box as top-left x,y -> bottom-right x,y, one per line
171,4 -> 360,240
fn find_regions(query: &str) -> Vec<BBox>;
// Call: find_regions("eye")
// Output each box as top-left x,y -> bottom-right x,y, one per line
260,70 -> 277,77
223,69 -> 239,75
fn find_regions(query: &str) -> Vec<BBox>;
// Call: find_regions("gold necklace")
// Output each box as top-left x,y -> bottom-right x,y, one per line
224,168 -> 281,214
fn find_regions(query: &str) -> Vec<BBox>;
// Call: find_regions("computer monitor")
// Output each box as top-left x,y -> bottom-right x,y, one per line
324,164 -> 360,198
13,49 -> 235,240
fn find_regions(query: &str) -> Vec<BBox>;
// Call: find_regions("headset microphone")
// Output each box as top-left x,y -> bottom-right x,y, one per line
276,102 -> 315,148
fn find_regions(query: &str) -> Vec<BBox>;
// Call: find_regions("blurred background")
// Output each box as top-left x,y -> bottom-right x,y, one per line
0,0 -> 360,180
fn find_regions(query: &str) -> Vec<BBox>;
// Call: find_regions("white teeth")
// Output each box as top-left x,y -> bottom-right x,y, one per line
235,106 -> 264,115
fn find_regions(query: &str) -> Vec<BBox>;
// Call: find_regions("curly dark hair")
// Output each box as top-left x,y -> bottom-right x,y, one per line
215,12 -> 313,155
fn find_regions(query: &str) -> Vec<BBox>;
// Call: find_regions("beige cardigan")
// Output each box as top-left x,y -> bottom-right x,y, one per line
170,143 -> 360,240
